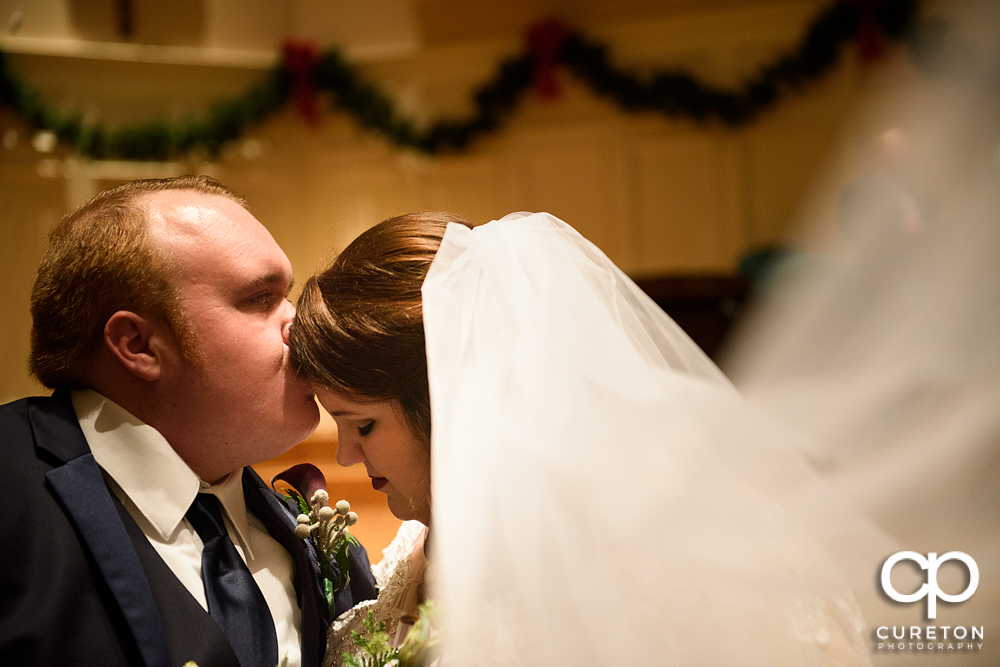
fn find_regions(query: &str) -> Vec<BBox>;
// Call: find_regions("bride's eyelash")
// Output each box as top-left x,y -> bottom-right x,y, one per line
358,421 -> 375,436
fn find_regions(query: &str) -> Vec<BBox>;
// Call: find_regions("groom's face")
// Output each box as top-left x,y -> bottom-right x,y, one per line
146,190 -> 319,480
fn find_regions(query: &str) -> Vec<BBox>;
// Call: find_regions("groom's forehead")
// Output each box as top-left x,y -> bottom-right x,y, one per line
145,193 -> 291,289
144,190 -> 248,245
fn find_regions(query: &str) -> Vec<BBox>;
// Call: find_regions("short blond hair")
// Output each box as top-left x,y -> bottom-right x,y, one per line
29,175 -> 248,388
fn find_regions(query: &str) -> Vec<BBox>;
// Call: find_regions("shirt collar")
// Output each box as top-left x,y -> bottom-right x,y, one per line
71,389 -> 256,558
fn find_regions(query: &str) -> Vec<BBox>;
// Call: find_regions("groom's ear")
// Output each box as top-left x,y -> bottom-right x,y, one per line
103,311 -> 169,382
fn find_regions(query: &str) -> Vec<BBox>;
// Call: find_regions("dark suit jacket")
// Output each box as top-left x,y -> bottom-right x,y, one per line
0,391 -> 378,667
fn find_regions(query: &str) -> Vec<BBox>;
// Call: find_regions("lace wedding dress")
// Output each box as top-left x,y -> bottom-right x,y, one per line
323,521 -> 428,667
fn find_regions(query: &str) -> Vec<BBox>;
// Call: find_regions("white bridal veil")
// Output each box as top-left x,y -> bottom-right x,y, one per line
420,4 -> 999,665
724,2 -> 1000,663
422,212 -> 877,666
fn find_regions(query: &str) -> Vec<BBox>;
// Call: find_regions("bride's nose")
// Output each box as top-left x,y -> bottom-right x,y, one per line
335,433 -> 366,468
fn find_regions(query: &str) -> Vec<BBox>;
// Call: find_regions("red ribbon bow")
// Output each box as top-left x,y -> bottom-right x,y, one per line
282,39 -> 321,125
526,20 -> 570,100
845,0 -> 887,63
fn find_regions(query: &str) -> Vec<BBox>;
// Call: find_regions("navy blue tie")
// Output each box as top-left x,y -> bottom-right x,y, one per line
186,492 -> 279,667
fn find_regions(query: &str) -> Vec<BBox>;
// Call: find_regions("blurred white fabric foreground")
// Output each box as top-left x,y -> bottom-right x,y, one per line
725,2 -> 1000,665
424,212 -> 875,666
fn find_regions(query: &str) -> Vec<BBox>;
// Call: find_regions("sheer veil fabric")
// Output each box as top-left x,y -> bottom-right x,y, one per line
422,212 -> 877,666
408,4 -> 999,665
723,3 -> 1000,663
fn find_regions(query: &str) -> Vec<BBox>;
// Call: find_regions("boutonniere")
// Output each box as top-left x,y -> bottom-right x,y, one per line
272,463 -> 360,617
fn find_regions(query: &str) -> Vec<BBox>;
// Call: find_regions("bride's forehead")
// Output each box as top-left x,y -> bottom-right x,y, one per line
314,387 -> 394,416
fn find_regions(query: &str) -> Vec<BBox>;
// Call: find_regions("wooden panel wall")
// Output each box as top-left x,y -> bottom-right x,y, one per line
0,0 -> 865,556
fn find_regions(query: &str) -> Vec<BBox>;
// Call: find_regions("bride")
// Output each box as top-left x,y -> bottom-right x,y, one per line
290,211 -> 874,666
287,5 -> 1000,662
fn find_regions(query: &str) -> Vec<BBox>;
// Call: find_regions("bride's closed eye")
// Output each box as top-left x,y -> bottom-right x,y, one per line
358,421 -> 375,437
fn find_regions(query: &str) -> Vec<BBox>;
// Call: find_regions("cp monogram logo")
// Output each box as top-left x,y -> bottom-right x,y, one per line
881,551 -> 979,619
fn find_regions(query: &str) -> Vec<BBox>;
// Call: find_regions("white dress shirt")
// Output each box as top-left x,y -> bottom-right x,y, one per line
72,389 -> 303,667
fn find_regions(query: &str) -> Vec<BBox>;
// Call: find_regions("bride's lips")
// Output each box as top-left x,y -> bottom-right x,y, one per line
371,477 -> 388,491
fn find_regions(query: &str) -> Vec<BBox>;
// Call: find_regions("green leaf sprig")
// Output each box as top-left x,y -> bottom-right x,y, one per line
343,602 -> 441,667
343,612 -> 397,667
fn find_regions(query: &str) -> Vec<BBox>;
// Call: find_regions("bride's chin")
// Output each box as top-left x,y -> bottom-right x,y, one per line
388,496 -> 431,526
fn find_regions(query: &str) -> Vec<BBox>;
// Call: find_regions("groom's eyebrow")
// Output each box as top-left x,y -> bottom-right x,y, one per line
243,272 -> 294,293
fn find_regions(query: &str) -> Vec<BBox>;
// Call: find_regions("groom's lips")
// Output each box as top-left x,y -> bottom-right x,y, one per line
370,477 -> 388,491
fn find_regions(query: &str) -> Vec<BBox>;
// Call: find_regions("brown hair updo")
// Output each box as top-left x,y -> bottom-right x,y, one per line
291,211 -> 474,445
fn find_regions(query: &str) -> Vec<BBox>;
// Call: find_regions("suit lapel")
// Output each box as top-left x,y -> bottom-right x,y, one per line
31,393 -> 173,667
243,469 -> 330,667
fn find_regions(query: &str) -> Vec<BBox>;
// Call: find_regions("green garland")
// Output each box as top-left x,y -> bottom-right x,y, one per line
0,55 -> 292,160
0,0 -> 917,161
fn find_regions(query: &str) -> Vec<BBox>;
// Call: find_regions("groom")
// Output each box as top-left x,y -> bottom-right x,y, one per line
0,176 -> 377,667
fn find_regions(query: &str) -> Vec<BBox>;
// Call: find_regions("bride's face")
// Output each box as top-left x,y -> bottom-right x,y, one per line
314,387 -> 431,524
